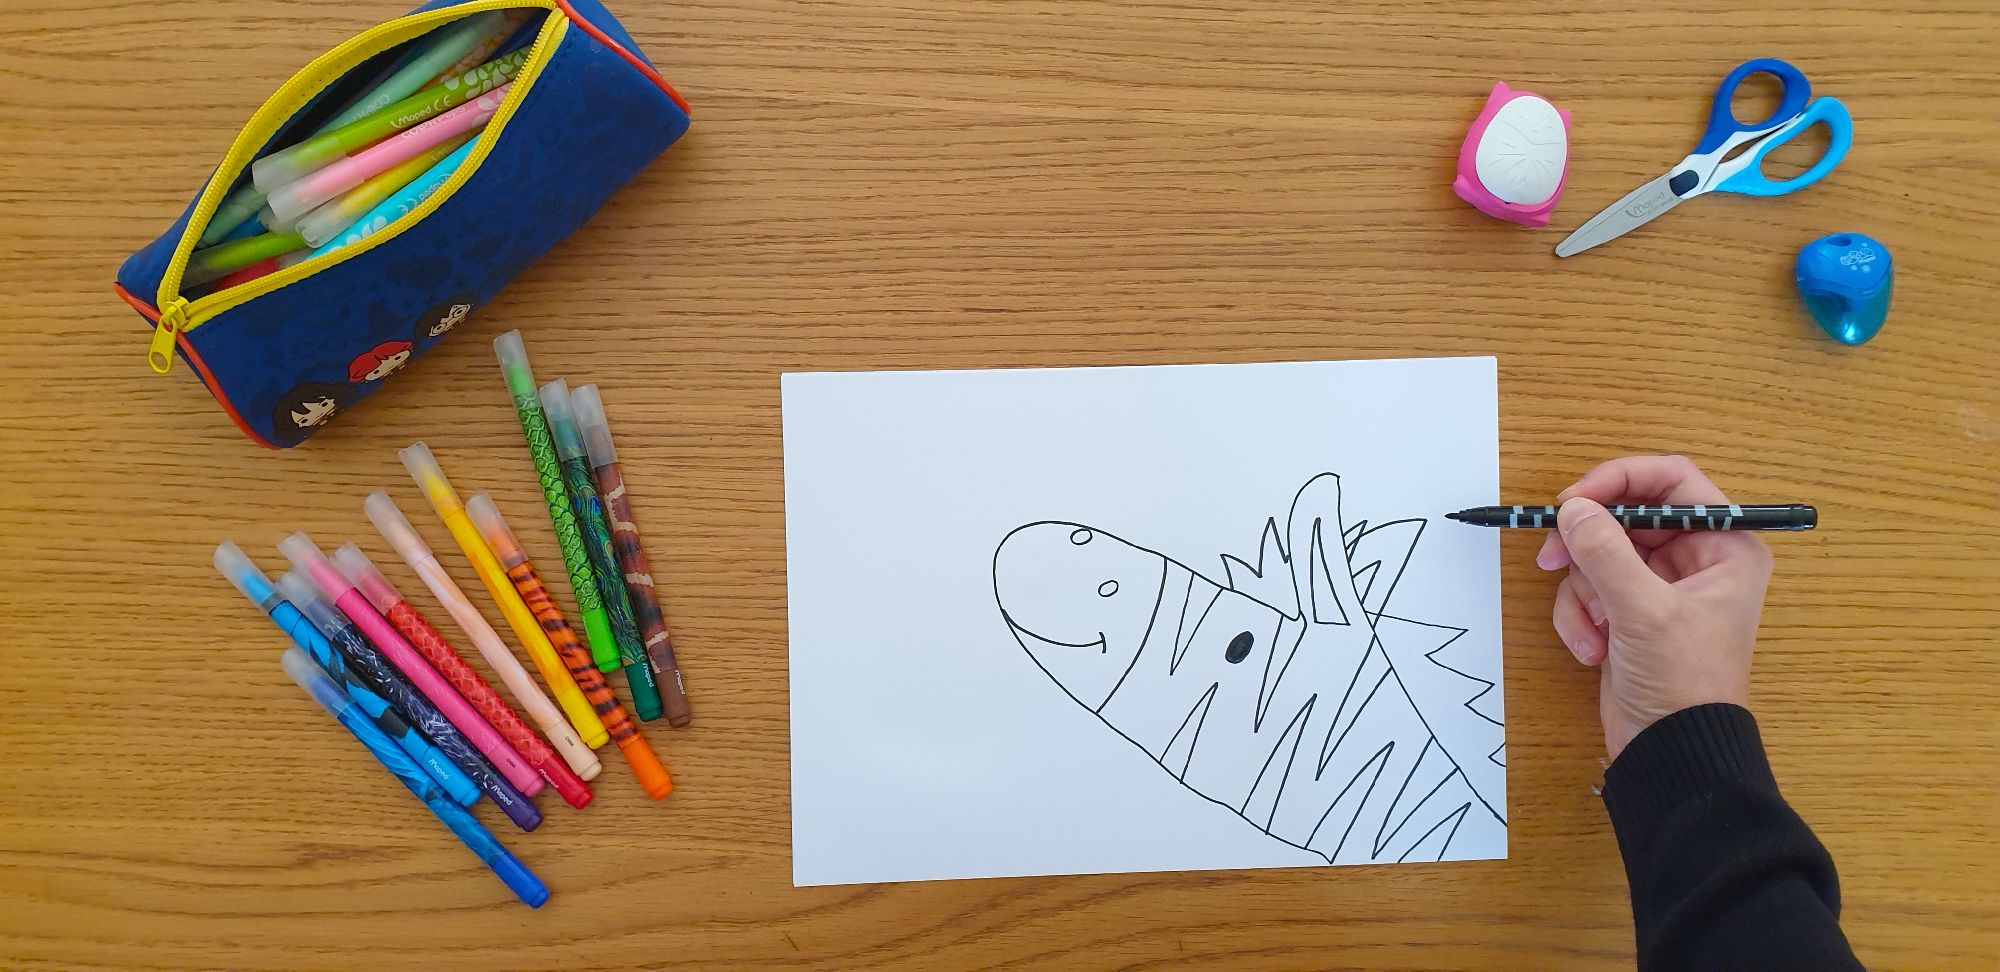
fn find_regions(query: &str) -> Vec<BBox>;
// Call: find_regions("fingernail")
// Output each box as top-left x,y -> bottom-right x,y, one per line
1585,597 -> 1605,625
1554,621 -> 1587,663
1556,481 -> 1581,502
1534,533 -> 1564,570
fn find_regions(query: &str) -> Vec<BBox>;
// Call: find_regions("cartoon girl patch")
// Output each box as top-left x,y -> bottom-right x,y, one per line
349,340 -> 414,383
415,296 -> 476,342
271,381 -> 347,446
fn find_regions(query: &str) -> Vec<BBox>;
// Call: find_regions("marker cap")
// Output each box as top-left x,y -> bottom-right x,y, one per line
282,645 -> 353,717
399,442 -> 464,516
463,493 -> 526,562
278,532 -> 356,601
332,543 -> 403,614
275,570 -> 348,634
537,378 -> 587,461
364,490 -> 435,565
569,384 -> 618,468
213,540 -> 278,607
493,330 -> 537,398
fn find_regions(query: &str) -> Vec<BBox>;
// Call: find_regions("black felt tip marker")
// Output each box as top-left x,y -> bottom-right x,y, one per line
1446,503 -> 1817,531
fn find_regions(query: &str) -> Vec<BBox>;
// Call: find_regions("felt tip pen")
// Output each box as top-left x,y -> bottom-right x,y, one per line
309,137 -> 477,257
281,646 -> 549,907
541,378 -> 665,721
182,230 -> 308,287
493,331 -> 623,674
465,493 -> 674,800
192,12 -> 508,245
332,543 -> 593,809
296,130 -> 476,249
275,570 -> 542,832
197,185 -> 270,248
279,533 -> 543,798
364,490 -> 604,780
571,383 -> 694,727
398,442 -> 612,750
252,47 -> 528,193
1446,503 -> 1818,531
264,82 -> 509,224
299,11 -> 511,154
425,8 -> 532,86
212,542 -> 479,806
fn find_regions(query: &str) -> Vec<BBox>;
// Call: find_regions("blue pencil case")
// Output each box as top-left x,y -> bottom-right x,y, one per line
115,0 -> 689,447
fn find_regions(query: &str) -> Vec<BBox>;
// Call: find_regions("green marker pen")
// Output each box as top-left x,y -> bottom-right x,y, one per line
493,331 -> 619,673
540,378 -> 665,722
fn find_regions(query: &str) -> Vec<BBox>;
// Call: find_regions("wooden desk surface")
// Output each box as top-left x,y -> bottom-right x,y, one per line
2,1 -> 1996,967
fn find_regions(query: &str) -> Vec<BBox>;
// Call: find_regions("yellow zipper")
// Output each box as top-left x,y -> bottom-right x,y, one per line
149,1 -> 567,374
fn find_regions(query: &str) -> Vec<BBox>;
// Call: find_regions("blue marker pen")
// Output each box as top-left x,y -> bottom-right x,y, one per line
213,542 -> 479,806
281,646 -> 549,907
275,571 -> 542,833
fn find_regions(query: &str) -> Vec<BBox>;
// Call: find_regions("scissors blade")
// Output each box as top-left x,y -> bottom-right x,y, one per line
1554,174 -> 1684,258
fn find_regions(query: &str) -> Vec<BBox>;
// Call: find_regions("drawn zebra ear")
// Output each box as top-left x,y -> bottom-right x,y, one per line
1219,517 -> 1298,618
1283,474 -> 1355,626
1346,519 -> 1425,619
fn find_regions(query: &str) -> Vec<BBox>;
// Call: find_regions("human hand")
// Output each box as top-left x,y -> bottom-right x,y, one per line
1535,456 -> 1774,760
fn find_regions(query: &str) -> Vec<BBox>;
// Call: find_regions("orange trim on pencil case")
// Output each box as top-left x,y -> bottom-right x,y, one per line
115,283 -> 279,450
554,0 -> 690,114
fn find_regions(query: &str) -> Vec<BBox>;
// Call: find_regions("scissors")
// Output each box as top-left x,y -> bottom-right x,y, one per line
1556,58 -> 1852,258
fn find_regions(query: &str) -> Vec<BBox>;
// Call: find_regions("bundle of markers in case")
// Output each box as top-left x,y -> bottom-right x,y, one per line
182,10 -> 539,294
212,332 -> 692,907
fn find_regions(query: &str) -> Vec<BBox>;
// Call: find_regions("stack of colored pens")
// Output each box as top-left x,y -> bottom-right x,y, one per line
215,332 -> 692,906
183,9 -> 540,294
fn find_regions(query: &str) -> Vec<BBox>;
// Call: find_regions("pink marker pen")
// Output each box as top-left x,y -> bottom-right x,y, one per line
264,82 -> 513,223
279,532 -> 543,798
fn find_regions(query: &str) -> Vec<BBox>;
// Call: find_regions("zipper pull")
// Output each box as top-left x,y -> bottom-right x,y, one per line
148,297 -> 191,374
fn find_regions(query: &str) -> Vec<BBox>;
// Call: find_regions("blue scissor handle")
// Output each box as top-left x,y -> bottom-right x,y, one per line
1715,97 -> 1853,196
1695,58 -> 1813,153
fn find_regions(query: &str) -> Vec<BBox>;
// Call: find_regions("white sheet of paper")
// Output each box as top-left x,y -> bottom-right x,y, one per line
784,357 -> 1504,886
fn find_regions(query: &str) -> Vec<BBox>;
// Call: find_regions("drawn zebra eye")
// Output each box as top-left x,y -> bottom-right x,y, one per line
1097,580 -> 1118,597
1225,631 -> 1254,663
1070,528 -> 1093,545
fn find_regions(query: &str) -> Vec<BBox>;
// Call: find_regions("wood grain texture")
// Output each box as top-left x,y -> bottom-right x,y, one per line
2,0 -> 1997,967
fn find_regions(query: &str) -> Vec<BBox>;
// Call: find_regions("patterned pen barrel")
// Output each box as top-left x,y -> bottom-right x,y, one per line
1447,504 -> 1817,531
464,493 -> 674,800
281,534 -> 545,800
333,543 -> 594,810
281,647 -> 548,908
275,572 -> 543,832
571,383 -> 694,728
493,331 -> 622,674
212,542 -> 480,806
540,378 -> 665,721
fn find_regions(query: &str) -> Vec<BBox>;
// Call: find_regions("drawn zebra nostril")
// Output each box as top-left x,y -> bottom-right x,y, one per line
1225,630 -> 1254,663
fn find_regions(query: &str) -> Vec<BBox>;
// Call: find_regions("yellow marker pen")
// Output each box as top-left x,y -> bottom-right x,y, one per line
364,489 -> 605,777
399,441 -> 610,749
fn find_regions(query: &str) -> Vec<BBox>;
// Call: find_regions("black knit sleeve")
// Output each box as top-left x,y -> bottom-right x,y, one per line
1601,703 -> 1863,971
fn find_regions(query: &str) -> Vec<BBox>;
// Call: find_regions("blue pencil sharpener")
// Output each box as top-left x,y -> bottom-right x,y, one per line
1795,232 -> 1892,345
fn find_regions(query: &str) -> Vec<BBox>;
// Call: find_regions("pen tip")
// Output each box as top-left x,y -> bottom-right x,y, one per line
1444,511 -> 1463,522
